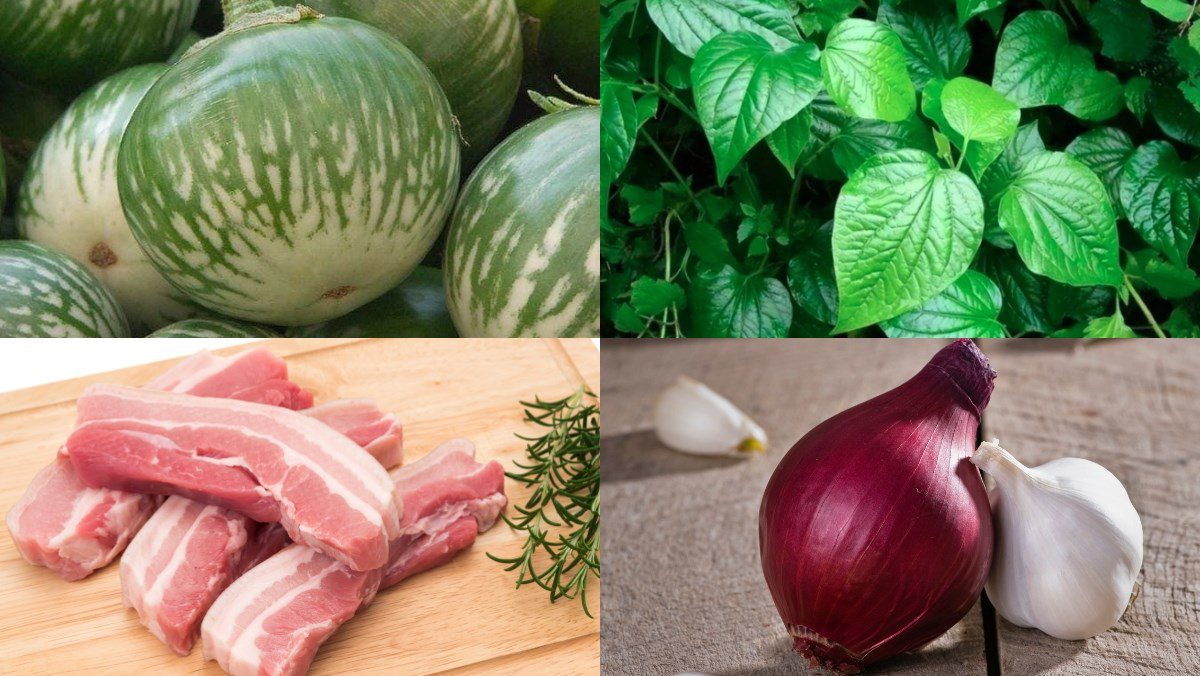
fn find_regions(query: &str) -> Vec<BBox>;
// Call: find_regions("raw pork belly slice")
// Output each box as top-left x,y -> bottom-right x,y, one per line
143,350 -> 312,410
202,545 -> 382,676
383,438 -> 506,587
302,399 -> 403,468
201,439 -> 506,676
5,457 -> 162,581
121,401 -> 404,655
66,385 -> 400,571
6,349 -> 312,581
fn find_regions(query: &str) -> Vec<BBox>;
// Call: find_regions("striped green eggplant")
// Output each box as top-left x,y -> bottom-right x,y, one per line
118,5 -> 460,326
444,106 -> 599,337
307,0 -> 522,168
287,266 -> 457,337
0,241 -> 130,337
18,64 -> 197,335
148,318 -> 279,337
0,0 -> 199,93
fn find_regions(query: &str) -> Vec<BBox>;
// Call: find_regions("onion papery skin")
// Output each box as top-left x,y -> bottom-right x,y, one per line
759,339 -> 995,672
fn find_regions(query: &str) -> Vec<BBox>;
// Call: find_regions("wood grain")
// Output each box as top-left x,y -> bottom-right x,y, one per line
0,338 -> 599,675
979,339 -> 1200,675
600,339 -> 987,675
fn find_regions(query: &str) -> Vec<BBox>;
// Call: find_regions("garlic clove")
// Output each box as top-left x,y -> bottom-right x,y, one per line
653,376 -> 767,457
971,440 -> 1143,641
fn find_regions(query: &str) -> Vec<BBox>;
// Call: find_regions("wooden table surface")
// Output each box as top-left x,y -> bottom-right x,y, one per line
600,339 -> 1200,675
0,338 -> 600,675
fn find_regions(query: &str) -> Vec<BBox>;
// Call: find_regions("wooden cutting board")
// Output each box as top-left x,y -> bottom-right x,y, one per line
0,338 -> 600,675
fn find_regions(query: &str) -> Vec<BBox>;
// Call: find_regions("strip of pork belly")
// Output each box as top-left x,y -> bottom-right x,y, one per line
5,349 -> 312,581
202,545 -> 382,676
121,402 -> 404,655
66,385 -> 400,571
201,439 -> 506,676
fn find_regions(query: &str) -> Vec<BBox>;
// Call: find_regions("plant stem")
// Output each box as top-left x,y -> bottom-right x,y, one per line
1124,276 -> 1166,338
221,0 -> 275,26
639,129 -> 695,198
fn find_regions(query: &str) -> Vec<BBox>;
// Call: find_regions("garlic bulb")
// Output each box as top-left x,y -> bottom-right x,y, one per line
971,441 -> 1143,640
653,376 -> 766,456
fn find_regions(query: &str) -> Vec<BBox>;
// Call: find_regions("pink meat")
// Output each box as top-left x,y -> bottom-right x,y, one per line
122,401 -> 404,655
65,385 -> 400,571
202,545 -> 381,676
383,438 -> 507,587
6,349 -> 312,581
302,400 -> 403,468
201,439 -> 506,676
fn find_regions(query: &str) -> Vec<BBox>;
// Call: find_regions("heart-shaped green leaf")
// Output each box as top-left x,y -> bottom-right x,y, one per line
821,19 -> 916,122
880,270 -> 1006,337
691,32 -> 822,184
833,149 -> 984,332
1118,141 -> 1200,267
689,265 -> 792,337
997,151 -> 1122,287
644,0 -> 801,57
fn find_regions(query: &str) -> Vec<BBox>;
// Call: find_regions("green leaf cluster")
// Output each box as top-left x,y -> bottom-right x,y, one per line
602,0 -> 1200,337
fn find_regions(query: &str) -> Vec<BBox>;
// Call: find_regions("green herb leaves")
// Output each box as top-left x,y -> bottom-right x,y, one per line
997,152 -> 1122,287
603,1 -> 1200,338
690,265 -> 792,337
644,0 -> 801,57
880,271 -> 1005,337
1118,142 -> 1200,266
833,150 -> 984,331
993,11 -> 1121,121
692,33 -> 821,184
821,19 -> 915,122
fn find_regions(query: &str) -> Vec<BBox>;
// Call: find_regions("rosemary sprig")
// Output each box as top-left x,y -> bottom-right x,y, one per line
489,387 -> 600,617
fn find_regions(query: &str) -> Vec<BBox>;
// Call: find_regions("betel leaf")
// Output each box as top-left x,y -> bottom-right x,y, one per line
795,0 -> 858,37
684,219 -> 737,267
940,77 -> 1020,144
993,11 -> 1076,107
916,78 -> 1012,178
1125,76 -> 1151,124
767,107 -> 813,177
691,32 -> 822,184
807,92 -> 937,178
1164,306 -> 1200,336
993,11 -> 1119,121
821,19 -> 916,123
630,277 -> 687,315
1063,68 -> 1124,122
978,122 -> 1045,214
976,247 -> 1055,335
1084,312 -> 1138,338
1118,141 -> 1200,267
877,0 -> 972,90
644,0 -> 802,58
600,81 -> 638,191
922,77 -> 1016,178
832,149 -> 984,332
1150,83 -> 1200,148
956,0 -> 1006,26
1065,127 -> 1135,215
1125,249 -> 1200,299
786,224 -> 838,325
689,264 -> 792,337
1088,0 -> 1155,63
1141,0 -> 1194,22
997,151 -> 1123,288
880,270 -> 1006,337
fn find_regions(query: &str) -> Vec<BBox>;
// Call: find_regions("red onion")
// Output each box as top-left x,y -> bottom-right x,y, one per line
758,339 -> 994,672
